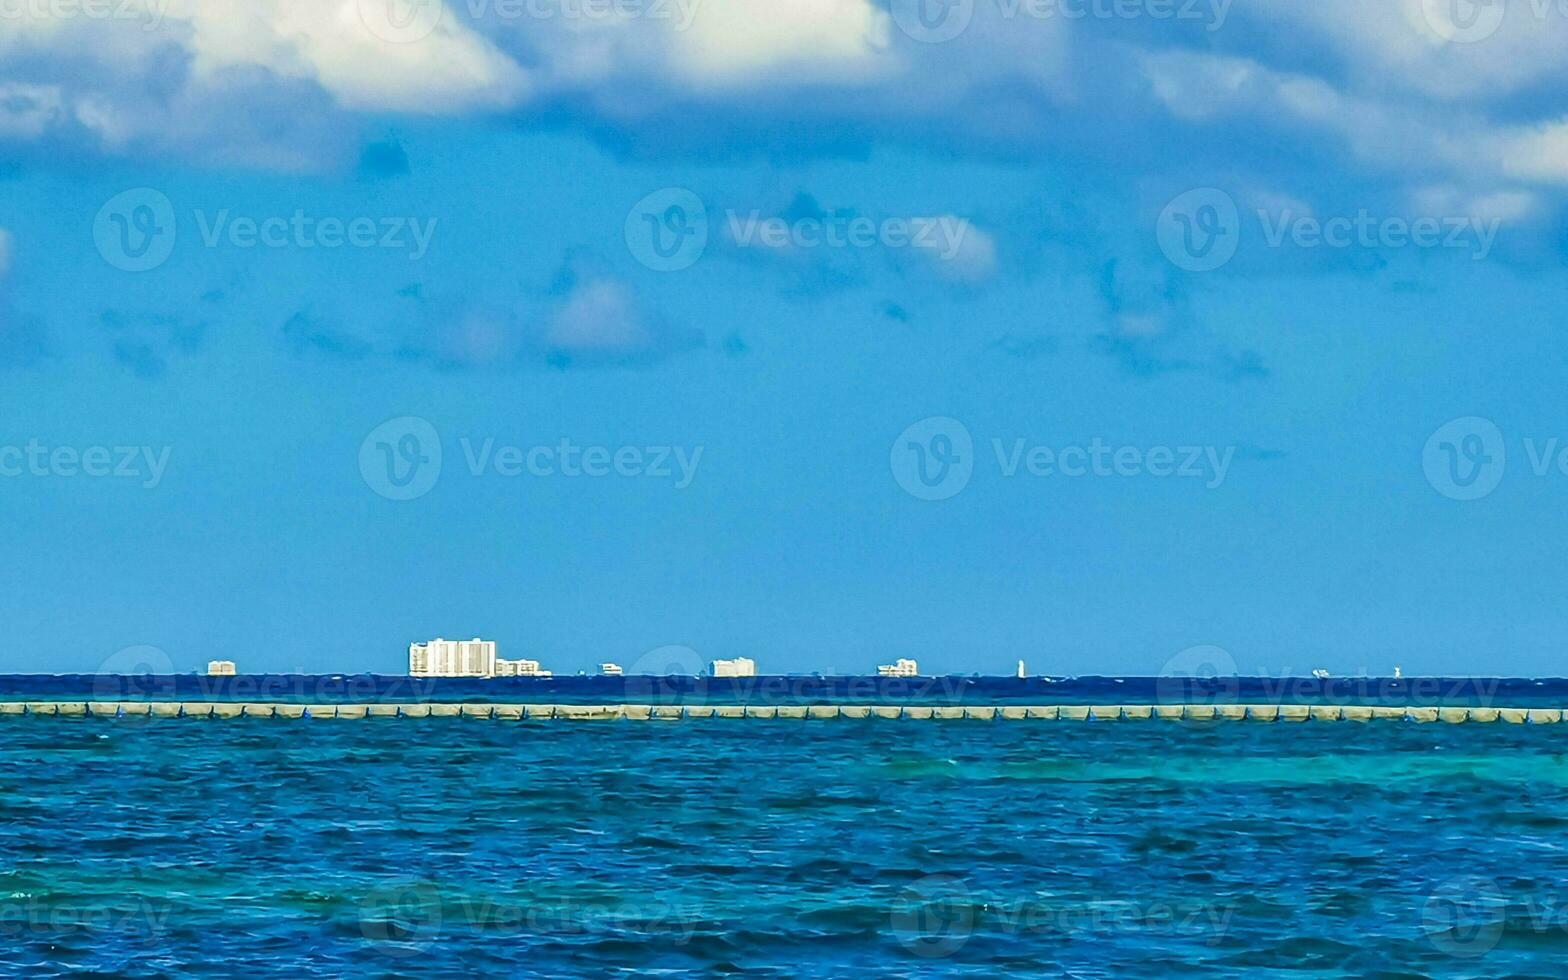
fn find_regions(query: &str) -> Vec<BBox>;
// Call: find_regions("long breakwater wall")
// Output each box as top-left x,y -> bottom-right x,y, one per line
0,702 -> 1564,723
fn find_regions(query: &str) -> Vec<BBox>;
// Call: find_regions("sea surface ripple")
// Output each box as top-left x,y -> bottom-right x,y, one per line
1,720 -> 1565,976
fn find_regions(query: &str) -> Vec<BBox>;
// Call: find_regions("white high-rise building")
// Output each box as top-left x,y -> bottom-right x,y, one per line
877,658 -> 919,677
709,657 -> 756,678
409,638 -> 496,677
408,638 -> 551,678
494,658 -> 551,678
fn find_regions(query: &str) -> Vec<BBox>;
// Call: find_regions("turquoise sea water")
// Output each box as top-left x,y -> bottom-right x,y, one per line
4,719 -> 1566,976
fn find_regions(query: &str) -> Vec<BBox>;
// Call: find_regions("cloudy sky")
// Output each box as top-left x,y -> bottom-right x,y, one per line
2,0 -> 1566,677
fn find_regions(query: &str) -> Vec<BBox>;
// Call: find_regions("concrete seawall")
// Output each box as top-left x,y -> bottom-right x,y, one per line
0,702 -> 1563,723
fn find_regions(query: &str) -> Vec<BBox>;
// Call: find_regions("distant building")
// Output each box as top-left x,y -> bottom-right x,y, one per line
206,660 -> 236,677
1016,660 -> 1026,679
709,657 -> 756,678
877,659 -> 919,677
494,658 -> 551,678
409,638 -> 495,677
409,638 -> 550,678
600,663 -> 624,676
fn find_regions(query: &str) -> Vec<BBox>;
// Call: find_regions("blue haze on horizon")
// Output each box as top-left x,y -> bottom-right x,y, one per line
1,2 -> 1567,677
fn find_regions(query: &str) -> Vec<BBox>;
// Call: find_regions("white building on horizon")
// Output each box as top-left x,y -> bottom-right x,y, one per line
494,657 -> 551,678
409,638 -> 550,678
878,658 -> 919,677
206,660 -> 236,677
709,657 -> 756,678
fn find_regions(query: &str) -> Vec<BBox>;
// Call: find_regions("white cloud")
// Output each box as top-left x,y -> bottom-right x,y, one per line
1141,48 -> 1566,200
1497,119 -> 1568,185
667,0 -> 891,84
1411,185 -> 1542,224
911,217 -> 996,283
175,0 -> 529,113
1246,0 -> 1568,100
0,0 -> 528,164
0,0 -> 1565,211
545,277 -> 657,354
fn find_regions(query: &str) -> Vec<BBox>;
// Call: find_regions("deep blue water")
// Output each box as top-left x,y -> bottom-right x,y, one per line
2,719 -> 1567,976
4,673 -> 1568,707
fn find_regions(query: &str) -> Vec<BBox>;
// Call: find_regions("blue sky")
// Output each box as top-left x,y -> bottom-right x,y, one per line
3,0 -> 1568,677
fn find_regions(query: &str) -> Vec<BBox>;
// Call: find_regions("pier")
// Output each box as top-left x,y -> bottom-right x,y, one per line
0,702 -> 1562,722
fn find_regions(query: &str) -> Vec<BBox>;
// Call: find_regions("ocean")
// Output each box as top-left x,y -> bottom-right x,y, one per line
3,715 -> 1565,976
